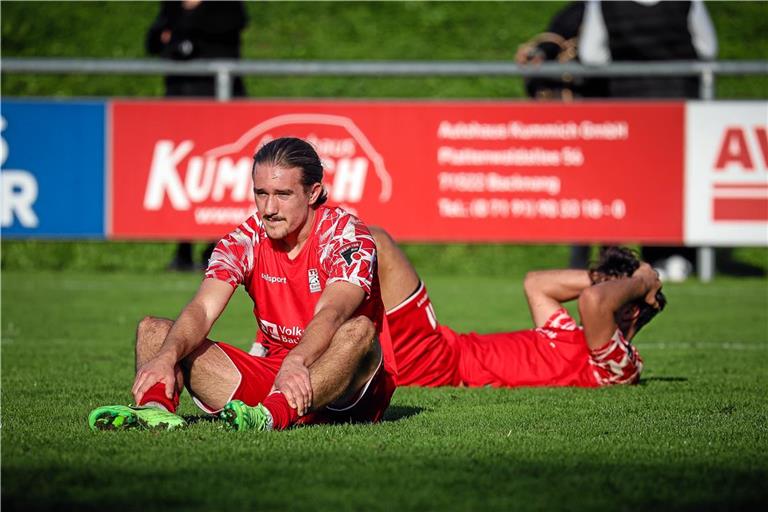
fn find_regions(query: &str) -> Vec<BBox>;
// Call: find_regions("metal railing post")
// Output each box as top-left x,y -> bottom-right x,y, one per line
697,64 -> 716,283
215,66 -> 232,102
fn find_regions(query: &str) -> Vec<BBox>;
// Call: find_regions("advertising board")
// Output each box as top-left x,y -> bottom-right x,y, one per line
110,100 -> 684,243
1,100 -> 105,238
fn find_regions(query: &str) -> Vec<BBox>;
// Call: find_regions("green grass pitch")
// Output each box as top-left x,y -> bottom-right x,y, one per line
1,269 -> 766,511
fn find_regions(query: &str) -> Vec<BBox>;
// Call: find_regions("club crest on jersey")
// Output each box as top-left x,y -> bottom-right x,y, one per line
339,241 -> 363,266
308,268 -> 322,293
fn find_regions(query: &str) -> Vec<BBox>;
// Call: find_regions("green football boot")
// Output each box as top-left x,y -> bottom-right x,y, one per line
88,405 -> 187,431
220,400 -> 273,432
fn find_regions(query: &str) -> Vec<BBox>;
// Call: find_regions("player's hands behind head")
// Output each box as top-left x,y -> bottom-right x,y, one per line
633,262 -> 663,309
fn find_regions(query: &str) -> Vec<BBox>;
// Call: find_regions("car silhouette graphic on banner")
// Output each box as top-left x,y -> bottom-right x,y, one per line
111,102 -> 393,239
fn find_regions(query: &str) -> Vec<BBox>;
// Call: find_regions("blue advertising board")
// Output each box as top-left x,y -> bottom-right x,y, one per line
1,99 -> 106,238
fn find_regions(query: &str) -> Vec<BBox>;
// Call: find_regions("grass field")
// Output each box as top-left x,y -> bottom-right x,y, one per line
2,1 -> 767,510
2,269 -> 766,511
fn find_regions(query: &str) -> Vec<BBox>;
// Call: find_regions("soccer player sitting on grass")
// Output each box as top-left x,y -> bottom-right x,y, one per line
89,137 -> 396,431
369,227 -> 666,388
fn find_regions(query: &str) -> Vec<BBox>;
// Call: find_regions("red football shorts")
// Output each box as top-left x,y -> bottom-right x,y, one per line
192,341 -> 395,424
445,309 -> 642,388
387,281 -> 461,387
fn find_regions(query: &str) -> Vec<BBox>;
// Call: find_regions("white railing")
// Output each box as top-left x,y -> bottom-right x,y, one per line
4,58 -> 766,101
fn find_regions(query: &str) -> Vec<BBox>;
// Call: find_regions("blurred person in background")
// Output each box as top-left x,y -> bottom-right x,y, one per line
579,0 -> 718,281
515,1 -> 608,101
515,1 -> 608,270
146,0 -> 248,271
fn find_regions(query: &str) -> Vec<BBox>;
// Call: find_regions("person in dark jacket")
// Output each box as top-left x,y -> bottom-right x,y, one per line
146,0 -> 248,97
146,0 -> 248,270
579,0 -> 718,280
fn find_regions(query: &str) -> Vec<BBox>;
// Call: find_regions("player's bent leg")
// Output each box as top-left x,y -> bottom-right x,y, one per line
135,316 -> 173,369
89,316 -> 188,431
180,340 -> 242,412
90,320 -> 244,431
309,315 -> 378,410
134,316 -> 187,409
220,316 -> 378,432
90,342 -> 242,432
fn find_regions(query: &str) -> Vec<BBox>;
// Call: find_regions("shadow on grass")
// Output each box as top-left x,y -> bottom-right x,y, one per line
383,405 -> 425,422
181,406 -> 426,426
3,456 -> 766,512
183,415 -> 218,425
640,376 -> 689,384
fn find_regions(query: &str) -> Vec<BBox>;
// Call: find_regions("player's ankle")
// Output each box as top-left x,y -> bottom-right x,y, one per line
262,392 -> 299,430
141,401 -> 170,412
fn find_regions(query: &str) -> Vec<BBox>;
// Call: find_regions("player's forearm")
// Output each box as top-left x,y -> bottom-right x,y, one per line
288,308 -> 347,367
524,269 -> 592,303
156,302 -> 211,363
581,275 -> 649,315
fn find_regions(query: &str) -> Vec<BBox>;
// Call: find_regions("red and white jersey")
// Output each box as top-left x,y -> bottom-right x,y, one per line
205,205 -> 395,375
587,324 -> 644,386
535,308 -> 643,386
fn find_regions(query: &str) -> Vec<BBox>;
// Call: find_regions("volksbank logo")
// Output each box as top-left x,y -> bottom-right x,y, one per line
258,319 -> 304,344
261,273 -> 287,284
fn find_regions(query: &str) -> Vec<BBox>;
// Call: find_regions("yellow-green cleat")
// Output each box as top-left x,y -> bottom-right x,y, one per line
88,405 -> 186,431
220,400 -> 273,432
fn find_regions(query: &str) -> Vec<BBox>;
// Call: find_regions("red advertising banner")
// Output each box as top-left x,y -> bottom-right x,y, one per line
110,100 -> 684,242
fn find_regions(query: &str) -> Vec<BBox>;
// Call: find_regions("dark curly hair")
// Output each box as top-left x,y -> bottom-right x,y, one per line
252,137 -> 328,206
588,246 -> 641,284
589,246 -> 667,336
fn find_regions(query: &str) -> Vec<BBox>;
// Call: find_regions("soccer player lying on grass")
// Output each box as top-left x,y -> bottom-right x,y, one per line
370,227 -> 666,388
89,137 -> 396,431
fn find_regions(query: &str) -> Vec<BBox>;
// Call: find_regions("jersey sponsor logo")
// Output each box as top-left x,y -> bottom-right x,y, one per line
260,272 -> 287,284
339,241 -> 363,265
308,268 -> 322,293
258,319 -> 304,344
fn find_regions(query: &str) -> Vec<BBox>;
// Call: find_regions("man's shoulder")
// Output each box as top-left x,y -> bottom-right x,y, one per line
226,214 -> 265,243
315,206 -> 372,246
214,214 -> 265,261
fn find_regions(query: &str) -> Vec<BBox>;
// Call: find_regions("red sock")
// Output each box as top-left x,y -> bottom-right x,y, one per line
262,392 -> 299,430
138,382 -> 180,413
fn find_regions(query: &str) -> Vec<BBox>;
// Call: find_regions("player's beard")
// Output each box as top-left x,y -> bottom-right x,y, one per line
263,217 -> 289,240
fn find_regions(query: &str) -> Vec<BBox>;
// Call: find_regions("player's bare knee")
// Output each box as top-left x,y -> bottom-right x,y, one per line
137,316 -> 170,339
334,316 -> 375,353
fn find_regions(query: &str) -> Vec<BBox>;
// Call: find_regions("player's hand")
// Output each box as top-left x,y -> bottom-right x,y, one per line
272,354 -> 312,416
515,44 -> 544,66
132,353 -> 177,405
633,262 -> 663,308
588,269 -> 618,285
